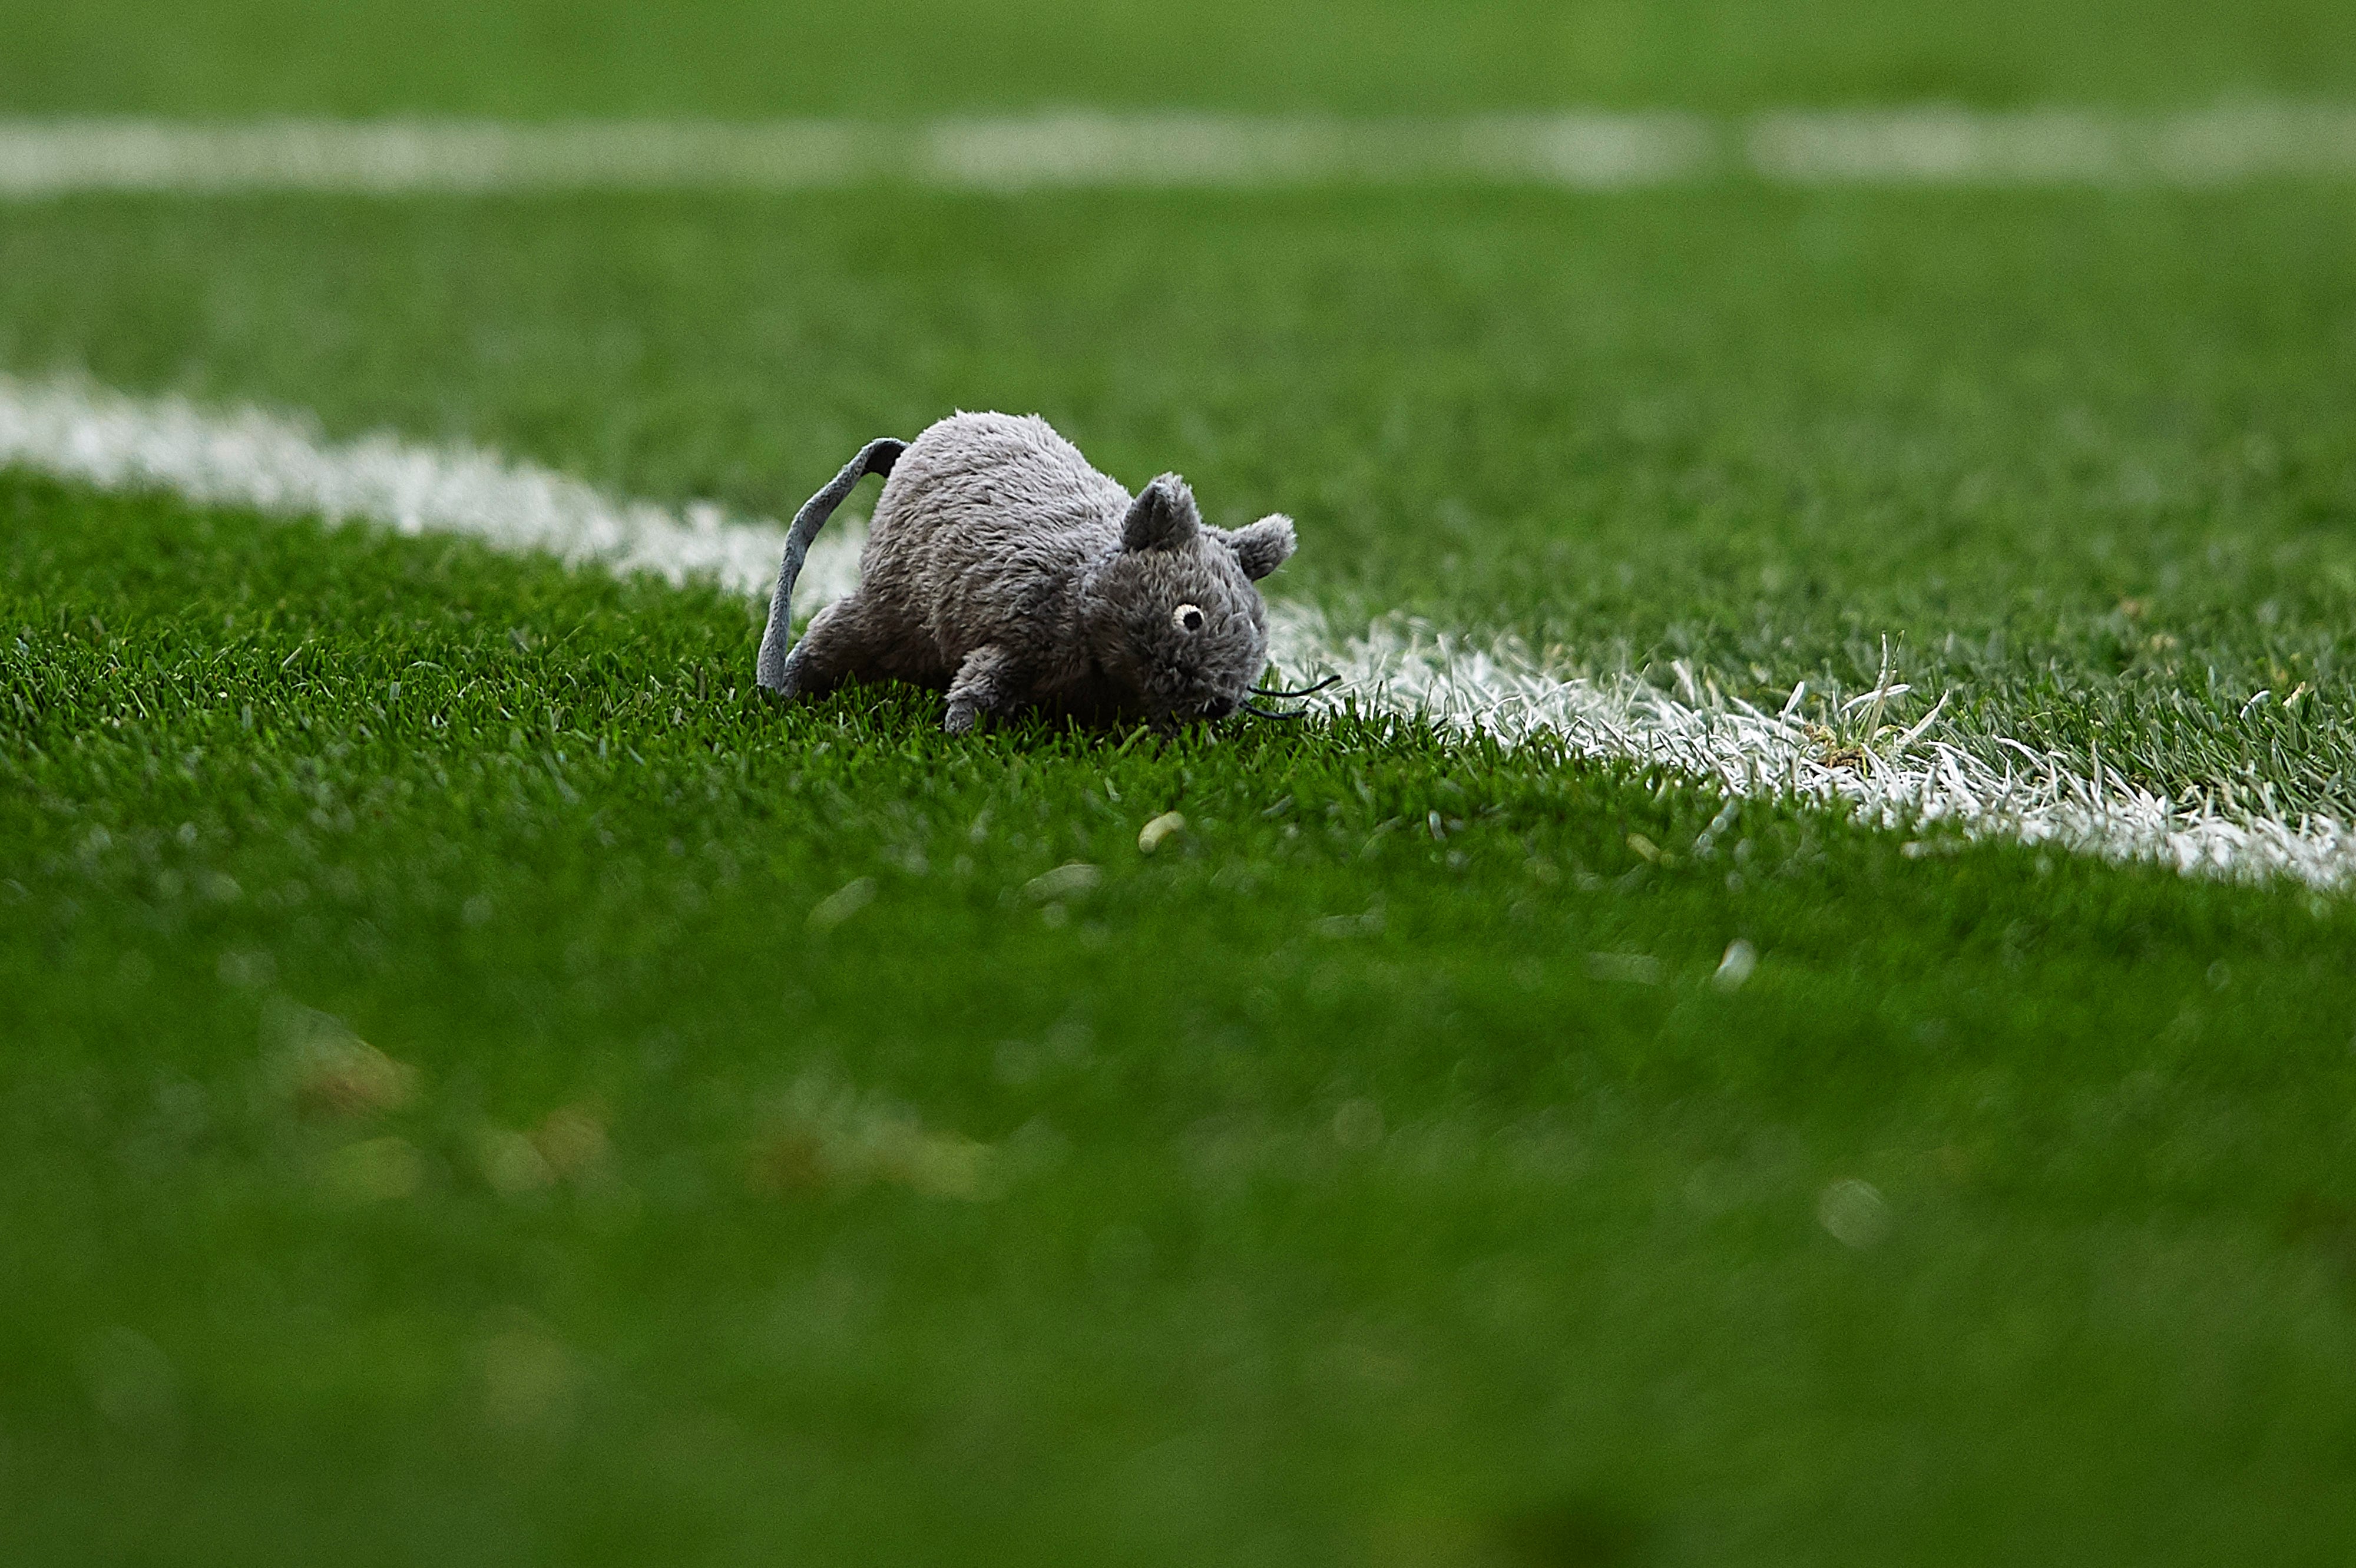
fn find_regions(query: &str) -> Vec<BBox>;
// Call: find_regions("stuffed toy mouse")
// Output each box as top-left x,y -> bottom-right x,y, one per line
756,412 -> 1320,732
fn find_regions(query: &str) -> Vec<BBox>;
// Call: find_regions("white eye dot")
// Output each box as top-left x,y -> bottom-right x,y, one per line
1173,604 -> 1206,633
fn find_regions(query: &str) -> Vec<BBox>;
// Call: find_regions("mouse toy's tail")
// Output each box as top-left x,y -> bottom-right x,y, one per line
756,436 -> 906,694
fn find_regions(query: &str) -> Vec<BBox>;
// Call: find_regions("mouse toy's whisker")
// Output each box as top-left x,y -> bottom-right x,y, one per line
1249,674 -> 1340,699
1243,703 -> 1311,720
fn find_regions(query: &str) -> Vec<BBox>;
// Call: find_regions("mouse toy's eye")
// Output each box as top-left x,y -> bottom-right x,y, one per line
1172,604 -> 1206,633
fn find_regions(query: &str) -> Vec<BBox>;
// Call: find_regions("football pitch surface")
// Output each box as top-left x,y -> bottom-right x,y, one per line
8,3 -> 2356,1563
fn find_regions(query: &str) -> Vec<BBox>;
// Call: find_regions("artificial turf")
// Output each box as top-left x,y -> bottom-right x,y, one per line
6,474 -> 2356,1564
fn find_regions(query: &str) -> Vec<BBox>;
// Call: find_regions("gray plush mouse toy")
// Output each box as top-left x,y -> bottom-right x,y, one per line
756,412 -> 1320,732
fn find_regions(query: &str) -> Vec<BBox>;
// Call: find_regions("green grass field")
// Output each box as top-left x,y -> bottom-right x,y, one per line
11,0 -> 2356,117
8,5 -> 2356,1564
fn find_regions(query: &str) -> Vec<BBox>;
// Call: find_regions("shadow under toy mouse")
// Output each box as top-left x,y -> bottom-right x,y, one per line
756,411 -> 1328,732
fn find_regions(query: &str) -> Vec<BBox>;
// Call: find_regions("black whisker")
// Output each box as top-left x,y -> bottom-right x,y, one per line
1243,703 -> 1309,720
1249,674 -> 1340,699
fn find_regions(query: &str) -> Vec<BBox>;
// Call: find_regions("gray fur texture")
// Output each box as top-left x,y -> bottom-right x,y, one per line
757,412 -> 1298,733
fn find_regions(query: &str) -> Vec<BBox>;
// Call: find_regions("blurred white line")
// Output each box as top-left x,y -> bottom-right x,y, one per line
6,370 -> 2353,889
0,107 -> 2352,197
914,113 -> 1715,190
1748,103 -> 2356,184
0,116 -> 1713,195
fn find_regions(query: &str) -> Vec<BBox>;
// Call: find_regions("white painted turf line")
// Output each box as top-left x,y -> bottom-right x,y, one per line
1268,608 -> 2356,891
2,105 -> 2355,196
0,372 -> 866,618
7,370 -> 2355,891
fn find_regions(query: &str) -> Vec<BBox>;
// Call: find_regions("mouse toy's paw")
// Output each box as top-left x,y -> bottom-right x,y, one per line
943,644 -> 1018,737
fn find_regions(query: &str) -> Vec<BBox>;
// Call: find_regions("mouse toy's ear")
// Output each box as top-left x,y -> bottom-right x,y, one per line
1123,475 -> 1201,553
1225,514 -> 1298,581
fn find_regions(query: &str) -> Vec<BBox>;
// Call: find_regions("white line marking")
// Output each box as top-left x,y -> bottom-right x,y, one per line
0,117 -> 1715,196
1,106 -> 2354,197
1265,609 -> 2356,890
5,370 -> 2352,889
0,371 -> 863,616
1749,103 -> 2356,185
915,113 -> 1717,191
